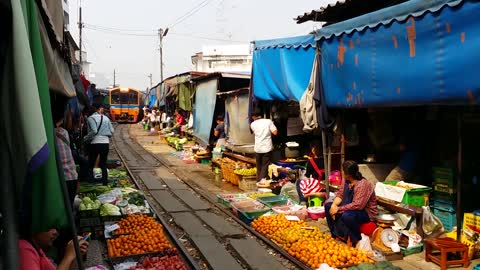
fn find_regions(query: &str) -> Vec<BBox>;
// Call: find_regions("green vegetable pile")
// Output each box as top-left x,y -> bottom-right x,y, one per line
108,169 -> 128,179
349,262 -> 402,270
78,184 -> 112,196
128,192 -> 145,206
79,197 -> 101,211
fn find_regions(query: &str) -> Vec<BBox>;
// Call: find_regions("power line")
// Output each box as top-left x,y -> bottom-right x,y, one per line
168,0 -> 216,29
169,33 -> 247,43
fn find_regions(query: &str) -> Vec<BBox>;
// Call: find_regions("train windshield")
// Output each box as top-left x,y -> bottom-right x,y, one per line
111,90 -> 138,105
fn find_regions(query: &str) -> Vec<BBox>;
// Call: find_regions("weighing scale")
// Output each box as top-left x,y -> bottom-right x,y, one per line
371,214 -> 402,258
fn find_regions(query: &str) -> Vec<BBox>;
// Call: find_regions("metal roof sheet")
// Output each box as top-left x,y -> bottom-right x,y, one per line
295,0 -> 408,24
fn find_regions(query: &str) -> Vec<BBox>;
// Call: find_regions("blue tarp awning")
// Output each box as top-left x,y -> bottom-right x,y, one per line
252,35 -> 316,101
316,0 -> 480,107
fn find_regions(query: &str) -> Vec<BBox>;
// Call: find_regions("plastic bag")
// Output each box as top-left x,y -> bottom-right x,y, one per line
422,206 -> 444,236
280,182 -> 300,204
357,233 -> 373,252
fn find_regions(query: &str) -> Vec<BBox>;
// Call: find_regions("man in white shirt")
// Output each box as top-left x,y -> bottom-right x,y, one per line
250,110 -> 278,181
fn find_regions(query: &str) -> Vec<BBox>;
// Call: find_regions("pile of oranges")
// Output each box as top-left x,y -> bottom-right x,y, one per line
107,215 -> 174,257
288,238 -> 374,269
271,226 -> 325,250
251,214 -> 308,238
252,214 -> 375,269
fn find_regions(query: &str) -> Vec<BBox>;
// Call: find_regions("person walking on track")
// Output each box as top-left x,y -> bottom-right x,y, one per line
84,104 -> 114,185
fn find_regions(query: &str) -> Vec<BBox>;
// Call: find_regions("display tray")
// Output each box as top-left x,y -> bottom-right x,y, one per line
256,195 -> 289,207
108,247 -> 178,265
216,193 -> 251,208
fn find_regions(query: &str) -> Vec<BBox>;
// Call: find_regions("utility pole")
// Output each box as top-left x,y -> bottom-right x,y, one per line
148,73 -> 153,89
158,29 -> 164,84
78,5 -> 83,64
113,69 -> 116,88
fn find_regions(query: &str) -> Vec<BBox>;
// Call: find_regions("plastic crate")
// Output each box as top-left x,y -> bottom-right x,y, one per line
238,175 -> 257,192
446,230 -> 477,259
101,215 -> 123,223
431,200 -> 455,212
78,209 -> 100,218
433,206 -> 456,232
433,167 -> 454,186
384,181 -> 431,207
231,200 -> 270,218
79,217 -> 102,227
463,213 -> 480,233
434,183 -> 456,194
216,194 -> 251,208
432,192 -> 456,203
256,195 -> 289,207
79,225 -> 105,240
401,243 -> 424,256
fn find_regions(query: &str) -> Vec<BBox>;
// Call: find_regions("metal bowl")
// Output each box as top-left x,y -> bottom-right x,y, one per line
376,214 -> 396,223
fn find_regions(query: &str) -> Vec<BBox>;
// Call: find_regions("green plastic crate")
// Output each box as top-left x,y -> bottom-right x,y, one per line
384,181 -> 432,207
256,195 -> 289,207
433,167 -> 454,187
401,243 -> 424,256
433,206 -> 456,232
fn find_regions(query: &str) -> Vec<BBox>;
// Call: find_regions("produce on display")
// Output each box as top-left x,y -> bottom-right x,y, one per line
107,215 -> 174,257
248,192 -> 276,200
79,197 -> 101,211
290,238 -> 374,269
251,214 -> 308,238
101,203 -> 122,216
128,255 -> 187,270
109,169 -> 128,179
348,261 -> 401,270
128,192 -> 146,206
234,167 -> 256,176
79,184 -> 112,196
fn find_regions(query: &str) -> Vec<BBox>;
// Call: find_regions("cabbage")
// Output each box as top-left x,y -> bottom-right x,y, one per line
100,203 -> 121,216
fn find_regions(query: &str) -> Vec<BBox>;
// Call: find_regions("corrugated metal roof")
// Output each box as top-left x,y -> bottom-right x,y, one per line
315,0 -> 464,40
253,35 -> 316,50
296,0 -> 409,24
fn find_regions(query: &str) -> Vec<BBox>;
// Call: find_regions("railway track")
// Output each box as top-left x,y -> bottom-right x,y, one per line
112,124 -> 311,270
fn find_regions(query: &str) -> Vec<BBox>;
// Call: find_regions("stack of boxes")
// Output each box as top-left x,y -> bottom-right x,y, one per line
431,167 -> 457,231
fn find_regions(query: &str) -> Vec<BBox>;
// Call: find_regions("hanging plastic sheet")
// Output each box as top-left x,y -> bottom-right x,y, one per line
225,92 -> 255,153
316,0 -> 480,107
252,35 -> 316,101
193,80 -> 218,146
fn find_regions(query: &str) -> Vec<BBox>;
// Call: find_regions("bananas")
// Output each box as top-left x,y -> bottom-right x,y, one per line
234,168 -> 257,176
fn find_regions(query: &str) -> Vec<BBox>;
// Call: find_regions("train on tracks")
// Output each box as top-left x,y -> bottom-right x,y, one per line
109,87 -> 144,123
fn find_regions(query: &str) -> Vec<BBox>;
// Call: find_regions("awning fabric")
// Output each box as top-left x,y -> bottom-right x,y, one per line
193,79 -> 218,146
317,0 -> 480,107
37,5 -> 75,97
225,92 -> 255,147
252,35 -> 316,101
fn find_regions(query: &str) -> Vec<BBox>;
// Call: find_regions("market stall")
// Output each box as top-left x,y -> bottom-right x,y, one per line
75,163 -> 192,269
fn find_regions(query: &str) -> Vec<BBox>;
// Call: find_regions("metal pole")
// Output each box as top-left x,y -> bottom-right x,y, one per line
78,6 -> 82,65
321,130 -> 330,196
456,112 -> 463,241
54,140 -> 84,270
0,153 -> 20,270
113,69 -> 116,88
148,73 -> 152,89
159,29 -> 164,83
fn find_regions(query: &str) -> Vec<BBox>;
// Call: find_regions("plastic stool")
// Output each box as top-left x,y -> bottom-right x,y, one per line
360,222 -> 377,236
308,196 -> 324,207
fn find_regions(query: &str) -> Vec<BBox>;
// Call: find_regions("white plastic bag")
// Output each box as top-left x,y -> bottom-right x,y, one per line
357,233 -> 373,252
280,182 -> 300,204
422,206 -> 444,236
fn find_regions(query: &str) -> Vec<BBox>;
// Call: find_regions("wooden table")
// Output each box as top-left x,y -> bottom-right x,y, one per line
223,152 -> 256,165
376,197 -> 424,238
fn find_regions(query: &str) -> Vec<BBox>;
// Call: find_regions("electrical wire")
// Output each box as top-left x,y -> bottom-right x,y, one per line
168,0 -> 216,29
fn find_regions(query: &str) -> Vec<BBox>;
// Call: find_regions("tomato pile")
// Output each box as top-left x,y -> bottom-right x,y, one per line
251,214 -> 374,269
107,215 -> 174,257
129,255 -> 187,270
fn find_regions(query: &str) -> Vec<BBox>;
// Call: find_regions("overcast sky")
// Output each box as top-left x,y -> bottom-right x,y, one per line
68,0 -> 336,89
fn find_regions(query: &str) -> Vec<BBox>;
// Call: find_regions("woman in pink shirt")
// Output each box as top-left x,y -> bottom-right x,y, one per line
19,228 -> 88,270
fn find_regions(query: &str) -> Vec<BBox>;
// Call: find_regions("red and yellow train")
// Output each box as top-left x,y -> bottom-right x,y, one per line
109,87 -> 144,123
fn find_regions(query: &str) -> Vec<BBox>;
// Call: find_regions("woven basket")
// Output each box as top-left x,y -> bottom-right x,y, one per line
238,175 -> 257,191
221,164 -> 238,185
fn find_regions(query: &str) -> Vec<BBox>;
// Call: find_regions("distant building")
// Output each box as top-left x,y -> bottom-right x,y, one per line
191,44 -> 252,73
62,0 -> 70,30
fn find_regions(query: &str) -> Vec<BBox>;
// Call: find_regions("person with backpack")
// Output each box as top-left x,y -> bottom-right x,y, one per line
84,104 -> 114,185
